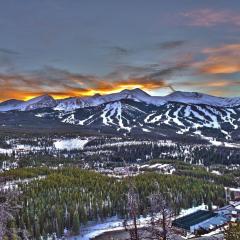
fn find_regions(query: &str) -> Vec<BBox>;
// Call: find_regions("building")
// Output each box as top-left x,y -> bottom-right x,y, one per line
173,202 -> 240,235
217,201 -> 240,222
172,210 -> 228,234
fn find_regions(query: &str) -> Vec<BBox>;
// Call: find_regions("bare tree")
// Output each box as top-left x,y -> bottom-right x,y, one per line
123,179 -> 141,240
146,183 -> 175,240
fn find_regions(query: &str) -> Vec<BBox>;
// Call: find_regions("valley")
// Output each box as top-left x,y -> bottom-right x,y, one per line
1,89 -> 240,240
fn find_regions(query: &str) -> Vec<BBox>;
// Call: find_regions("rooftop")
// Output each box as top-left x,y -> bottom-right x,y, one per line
172,210 -> 217,231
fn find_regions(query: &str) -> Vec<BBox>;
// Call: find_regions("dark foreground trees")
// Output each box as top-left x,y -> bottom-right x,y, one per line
225,223 -> 240,240
0,189 -> 25,240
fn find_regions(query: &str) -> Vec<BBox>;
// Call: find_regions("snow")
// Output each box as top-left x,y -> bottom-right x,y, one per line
69,217 -> 124,240
35,113 -> 48,118
85,140 -> 176,151
101,102 -> 131,132
78,115 -> 94,125
164,91 -> 240,107
142,128 -> 150,132
1,176 -> 46,190
53,138 -> 88,150
228,187 -> 240,192
177,203 -> 208,218
193,130 -> 240,148
211,170 -> 221,175
54,98 -> 84,111
69,214 -> 164,240
0,148 -> 12,155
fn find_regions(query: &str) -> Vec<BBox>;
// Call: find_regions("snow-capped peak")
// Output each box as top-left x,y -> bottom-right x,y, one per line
120,88 -> 150,97
0,94 -> 57,112
0,99 -> 25,112
1,89 -> 240,112
21,94 -> 56,111
54,88 -> 165,111
164,91 -> 240,107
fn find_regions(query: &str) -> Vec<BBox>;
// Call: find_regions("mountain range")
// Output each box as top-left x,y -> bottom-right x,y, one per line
1,88 -> 240,112
1,89 -> 240,143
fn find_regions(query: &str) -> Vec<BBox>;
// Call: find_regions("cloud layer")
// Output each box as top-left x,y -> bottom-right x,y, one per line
196,44 -> 240,74
182,9 -> 240,27
0,62 -> 188,101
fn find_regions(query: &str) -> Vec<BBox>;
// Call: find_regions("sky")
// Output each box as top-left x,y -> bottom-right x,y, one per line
0,0 -> 240,101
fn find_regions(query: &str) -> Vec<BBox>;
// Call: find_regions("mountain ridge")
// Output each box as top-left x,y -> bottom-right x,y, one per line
1,88 -> 240,112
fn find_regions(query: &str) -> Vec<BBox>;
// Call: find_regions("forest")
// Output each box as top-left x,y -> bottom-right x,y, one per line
0,167 -> 227,239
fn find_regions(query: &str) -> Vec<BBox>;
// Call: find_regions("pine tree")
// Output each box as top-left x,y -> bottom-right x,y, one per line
72,209 -> 80,235
34,216 -> 41,240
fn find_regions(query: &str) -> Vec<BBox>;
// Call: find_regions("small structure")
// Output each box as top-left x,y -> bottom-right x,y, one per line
217,201 -> 240,222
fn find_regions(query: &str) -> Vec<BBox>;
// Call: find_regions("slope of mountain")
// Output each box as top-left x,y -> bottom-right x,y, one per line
0,99 -> 25,111
1,89 -> 240,143
53,99 -> 240,140
164,91 -> 240,107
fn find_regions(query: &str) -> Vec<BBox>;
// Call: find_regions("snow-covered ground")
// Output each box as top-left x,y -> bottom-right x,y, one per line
68,217 -> 124,240
194,130 -> 240,148
0,148 -> 12,155
68,215 -> 156,240
54,138 -> 89,150
68,204 -> 210,240
0,175 -> 46,190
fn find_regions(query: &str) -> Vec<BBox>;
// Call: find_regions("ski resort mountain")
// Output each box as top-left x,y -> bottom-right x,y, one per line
52,99 -> 240,140
1,89 -> 240,143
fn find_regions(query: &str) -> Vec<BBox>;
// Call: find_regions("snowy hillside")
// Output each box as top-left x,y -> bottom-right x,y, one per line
56,100 -> 239,139
1,89 -> 240,142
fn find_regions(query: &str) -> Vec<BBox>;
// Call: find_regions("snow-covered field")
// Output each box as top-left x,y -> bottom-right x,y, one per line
85,140 -> 177,150
54,138 -> 89,150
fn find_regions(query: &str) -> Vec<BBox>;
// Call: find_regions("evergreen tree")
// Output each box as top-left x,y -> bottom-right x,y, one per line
72,209 -> 80,235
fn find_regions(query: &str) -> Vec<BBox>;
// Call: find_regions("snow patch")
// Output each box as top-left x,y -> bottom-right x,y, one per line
53,138 -> 88,150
